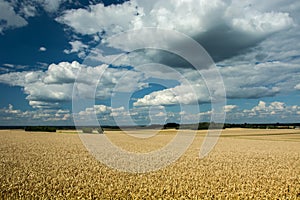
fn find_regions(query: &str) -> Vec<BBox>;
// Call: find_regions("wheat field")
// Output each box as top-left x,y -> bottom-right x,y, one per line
0,129 -> 299,199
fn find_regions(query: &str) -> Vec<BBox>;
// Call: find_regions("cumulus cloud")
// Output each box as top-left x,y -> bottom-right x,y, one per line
224,101 -> 300,122
1,57 -> 298,110
75,104 -> 169,126
79,104 -> 112,116
44,61 -> 81,84
0,104 -> 71,125
228,8 -> 293,34
0,0 -> 73,33
133,59 -> 300,106
0,61 -> 147,108
25,82 -> 73,103
0,0 -> 28,33
23,0 -> 69,14
56,1 -> 142,35
0,62 -> 83,108
0,69 -> 73,108
243,101 -> 288,117
222,61 -> 300,97
57,0 -> 293,37
38,0 -> 66,13
54,0 -> 300,75
0,70 -> 28,86
224,105 -> 237,113
53,0 -> 300,109
134,84 -> 204,106
76,104 -> 127,125
1,0 -> 300,124
63,40 -> 89,58
20,4 -> 37,18
57,0 -> 294,62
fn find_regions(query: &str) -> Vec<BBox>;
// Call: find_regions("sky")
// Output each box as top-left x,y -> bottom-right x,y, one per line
0,0 -> 300,126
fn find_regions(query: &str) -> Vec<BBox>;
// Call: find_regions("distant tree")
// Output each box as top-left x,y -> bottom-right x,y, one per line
97,127 -> 104,134
82,127 -> 93,133
197,122 -> 209,130
209,122 -> 224,129
163,123 -> 180,129
25,126 -> 56,132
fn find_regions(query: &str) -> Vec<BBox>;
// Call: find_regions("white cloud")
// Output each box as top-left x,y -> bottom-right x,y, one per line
57,0 -> 293,38
85,48 -> 122,65
2,63 -> 14,68
2,57 -> 298,110
56,1 -> 142,35
0,104 -> 71,125
0,71 -> 28,86
54,1 -> 300,110
146,0 -> 227,35
221,100 -> 300,122
76,104 -> 169,125
155,111 -> 166,117
79,105 -> 128,117
21,4 -> 37,18
64,40 -> 89,58
0,62 -> 84,108
39,0 -> 65,13
54,1 -> 300,108
29,101 -> 60,109
79,104 -> 112,116
0,0 -> 28,33
44,61 -> 81,84
0,61 -> 148,109
134,84 -> 199,106
24,82 -> 73,103
39,46 -> 47,52
220,61 -> 300,99
28,0 -> 69,13
242,101 -> 298,120
230,0 -> 300,21
5,104 -> 21,114
132,57 -> 300,107
77,104 -> 129,125
243,101 -> 288,117
57,0 -> 294,63
224,105 -> 237,113
0,0 -> 299,124
228,8 -> 294,34
269,101 -> 285,111
0,0 -> 72,33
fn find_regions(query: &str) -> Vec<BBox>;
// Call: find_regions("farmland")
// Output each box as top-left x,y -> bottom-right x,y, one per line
0,129 -> 299,199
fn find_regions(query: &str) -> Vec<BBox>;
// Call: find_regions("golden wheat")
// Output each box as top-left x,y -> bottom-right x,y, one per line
0,129 -> 299,199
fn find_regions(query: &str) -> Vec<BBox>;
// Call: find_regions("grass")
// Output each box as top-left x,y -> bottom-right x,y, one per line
0,129 -> 299,199
56,130 -> 79,134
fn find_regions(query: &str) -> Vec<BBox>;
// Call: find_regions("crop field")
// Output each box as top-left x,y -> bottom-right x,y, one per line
0,129 -> 299,199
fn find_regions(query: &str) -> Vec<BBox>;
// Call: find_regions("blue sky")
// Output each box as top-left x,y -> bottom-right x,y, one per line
0,0 -> 300,126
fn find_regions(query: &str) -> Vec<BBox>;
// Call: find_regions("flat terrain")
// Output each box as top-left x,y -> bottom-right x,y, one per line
0,129 -> 299,199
